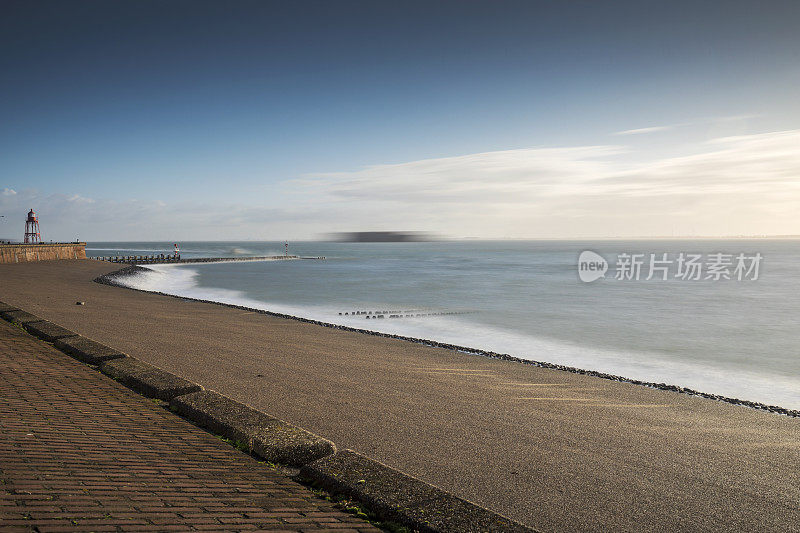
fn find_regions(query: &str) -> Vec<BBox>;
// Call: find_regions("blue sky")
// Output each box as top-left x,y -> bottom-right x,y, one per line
1,0 -> 799,240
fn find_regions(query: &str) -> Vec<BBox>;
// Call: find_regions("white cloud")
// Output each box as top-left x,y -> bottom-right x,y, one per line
714,114 -> 763,122
296,130 -> 800,237
602,130 -> 800,195
613,125 -> 674,136
2,130 -> 798,239
305,131 -> 800,203
613,115 -> 762,137
301,145 -> 627,205
66,194 -> 95,204
2,188 -> 16,196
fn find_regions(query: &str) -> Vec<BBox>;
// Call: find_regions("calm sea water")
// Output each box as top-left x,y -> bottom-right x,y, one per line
87,240 -> 800,410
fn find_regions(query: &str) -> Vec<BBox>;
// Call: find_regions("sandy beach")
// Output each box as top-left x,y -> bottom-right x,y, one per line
1,259 -> 798,532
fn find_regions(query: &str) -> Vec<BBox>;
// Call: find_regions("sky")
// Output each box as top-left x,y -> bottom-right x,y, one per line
1,0 -> 799,241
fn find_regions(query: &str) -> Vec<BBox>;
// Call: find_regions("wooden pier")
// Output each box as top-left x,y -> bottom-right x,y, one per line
92,255 -> 324,265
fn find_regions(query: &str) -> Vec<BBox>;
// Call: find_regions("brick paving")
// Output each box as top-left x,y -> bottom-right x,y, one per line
0,320 -> 380,533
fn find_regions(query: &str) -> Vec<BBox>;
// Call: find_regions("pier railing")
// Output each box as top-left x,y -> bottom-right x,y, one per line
92,254 -> 181,264
90,255 -> 323,264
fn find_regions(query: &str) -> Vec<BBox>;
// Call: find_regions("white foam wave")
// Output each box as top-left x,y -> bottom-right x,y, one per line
114,264 -> 800,411
229,247 -> 252,255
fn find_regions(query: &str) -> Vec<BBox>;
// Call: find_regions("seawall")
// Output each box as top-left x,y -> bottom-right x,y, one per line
0,243 -> 87,263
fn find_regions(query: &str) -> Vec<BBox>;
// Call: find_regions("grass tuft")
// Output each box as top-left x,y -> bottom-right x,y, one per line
308,486 -> 411,533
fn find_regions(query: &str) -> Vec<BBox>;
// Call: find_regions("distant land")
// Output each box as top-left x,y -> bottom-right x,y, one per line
327,231 -> 435,242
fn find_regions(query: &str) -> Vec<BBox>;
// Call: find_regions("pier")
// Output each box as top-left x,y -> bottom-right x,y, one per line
92,255 -> 325,264
339,308 -> 472,319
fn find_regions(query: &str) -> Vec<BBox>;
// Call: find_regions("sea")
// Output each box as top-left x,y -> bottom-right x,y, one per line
86,240 -> 800,411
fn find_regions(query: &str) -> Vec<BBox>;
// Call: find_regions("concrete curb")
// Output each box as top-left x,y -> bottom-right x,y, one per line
100,357 -> 202,401
0,298 -> 534,530
53,335 -> 127,365
170,390 -> 336,467
1,309 -> 42,325
22,320 -> 80,343
299,450 -> 536,533
0,301 -> 20,313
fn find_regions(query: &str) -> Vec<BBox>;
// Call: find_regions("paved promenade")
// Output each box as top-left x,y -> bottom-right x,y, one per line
0,319 -> 379,533
2,260 -> 799,532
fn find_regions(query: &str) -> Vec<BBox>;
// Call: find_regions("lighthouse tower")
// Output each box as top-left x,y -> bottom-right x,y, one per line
24,209 -> 41,244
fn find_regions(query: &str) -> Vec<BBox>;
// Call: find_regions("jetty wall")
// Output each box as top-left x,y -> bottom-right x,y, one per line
0,243 -> 86,264
91,255 -> 325,265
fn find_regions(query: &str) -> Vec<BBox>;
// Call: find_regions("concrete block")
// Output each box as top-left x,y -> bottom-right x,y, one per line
53,336 -> 127,365
0,301 -> 20,313
22,320 -> 79,342
170,390 -> 335,467
1,309 -> 42,325
100,357 -> 202,401
300,450 -> 535,533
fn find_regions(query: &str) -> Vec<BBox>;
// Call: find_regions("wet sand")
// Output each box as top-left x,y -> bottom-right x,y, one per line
1,260 -> 798,532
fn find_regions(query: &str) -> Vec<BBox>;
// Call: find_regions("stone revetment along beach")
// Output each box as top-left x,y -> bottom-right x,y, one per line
1,259 -> 799,532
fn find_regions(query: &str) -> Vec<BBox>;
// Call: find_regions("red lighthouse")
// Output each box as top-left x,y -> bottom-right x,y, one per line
24,209 -> 41,244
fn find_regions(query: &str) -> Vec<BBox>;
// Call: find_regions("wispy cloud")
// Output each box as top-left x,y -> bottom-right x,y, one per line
300,146 -> 627,205
2,188 -> 16,196
601,130 -> 800,195
613,125 -> 674,136
3,130 -> 799,239
613,114 -> 762,136
306,131 -> 800,203
66,194 -> 95,204
714,113 -> 763,122
296,130 -> 800,237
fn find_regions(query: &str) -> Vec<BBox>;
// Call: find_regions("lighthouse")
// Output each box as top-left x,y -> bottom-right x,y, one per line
24,209 -> 41,244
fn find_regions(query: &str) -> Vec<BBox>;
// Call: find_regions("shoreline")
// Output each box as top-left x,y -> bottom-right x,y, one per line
98,264 -> 799,418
